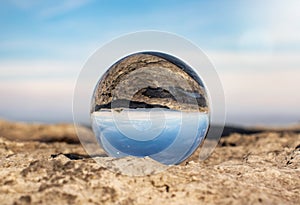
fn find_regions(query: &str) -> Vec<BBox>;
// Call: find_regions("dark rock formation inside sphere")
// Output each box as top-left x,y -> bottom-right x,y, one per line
92,52 -> 208,113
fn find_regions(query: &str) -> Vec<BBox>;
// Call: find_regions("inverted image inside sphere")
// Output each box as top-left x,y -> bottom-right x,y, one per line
91,52 -> 209,165
91,52 -> 208,113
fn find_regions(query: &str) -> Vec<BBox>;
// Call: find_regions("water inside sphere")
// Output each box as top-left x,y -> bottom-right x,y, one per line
91,52 -> 209,165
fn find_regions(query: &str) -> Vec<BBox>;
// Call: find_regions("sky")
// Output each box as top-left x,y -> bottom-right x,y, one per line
0,0 -> 300,125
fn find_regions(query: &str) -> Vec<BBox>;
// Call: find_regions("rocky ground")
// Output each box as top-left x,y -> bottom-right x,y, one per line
0,119 -> 299,205
92,53 -> 209,112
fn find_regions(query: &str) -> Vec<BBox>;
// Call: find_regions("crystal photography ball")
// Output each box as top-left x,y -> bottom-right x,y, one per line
90,52 -> 210,165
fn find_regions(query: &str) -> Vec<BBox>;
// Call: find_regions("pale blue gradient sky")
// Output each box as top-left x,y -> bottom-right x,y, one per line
0,0 -> 299,125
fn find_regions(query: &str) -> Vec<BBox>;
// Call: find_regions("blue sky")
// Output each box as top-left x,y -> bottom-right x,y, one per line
0,0 -> 300,125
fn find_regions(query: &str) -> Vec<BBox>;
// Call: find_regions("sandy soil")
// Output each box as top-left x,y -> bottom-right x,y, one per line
0,119 -> 299,205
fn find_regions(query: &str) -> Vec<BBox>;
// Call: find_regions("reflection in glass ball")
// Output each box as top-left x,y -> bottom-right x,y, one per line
91,52 -> 209,165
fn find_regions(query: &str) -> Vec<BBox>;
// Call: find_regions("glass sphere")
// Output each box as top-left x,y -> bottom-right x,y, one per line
90,52 -> 209,165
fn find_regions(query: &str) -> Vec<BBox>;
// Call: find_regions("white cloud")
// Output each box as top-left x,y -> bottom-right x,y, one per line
268,0 -> 300,44
208,51 -> 300,71
221,69 -> 300,110
208,50 -> 300,125
0,60 -> 82,80
238,0 -> 300,48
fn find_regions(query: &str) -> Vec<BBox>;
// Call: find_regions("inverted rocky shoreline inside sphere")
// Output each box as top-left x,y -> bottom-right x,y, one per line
92,52 -> 209,113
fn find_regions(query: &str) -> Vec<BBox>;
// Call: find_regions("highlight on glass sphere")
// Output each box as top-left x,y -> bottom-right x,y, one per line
90,52 -> 209,165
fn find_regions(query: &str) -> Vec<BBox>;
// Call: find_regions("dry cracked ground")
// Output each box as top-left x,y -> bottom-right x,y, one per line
0,119 -> 299,205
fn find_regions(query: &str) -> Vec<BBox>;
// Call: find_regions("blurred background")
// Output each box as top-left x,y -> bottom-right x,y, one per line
0,0 -> 299,126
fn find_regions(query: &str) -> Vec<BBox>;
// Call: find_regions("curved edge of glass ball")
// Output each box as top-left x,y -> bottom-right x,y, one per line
90,51 -> 210,165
